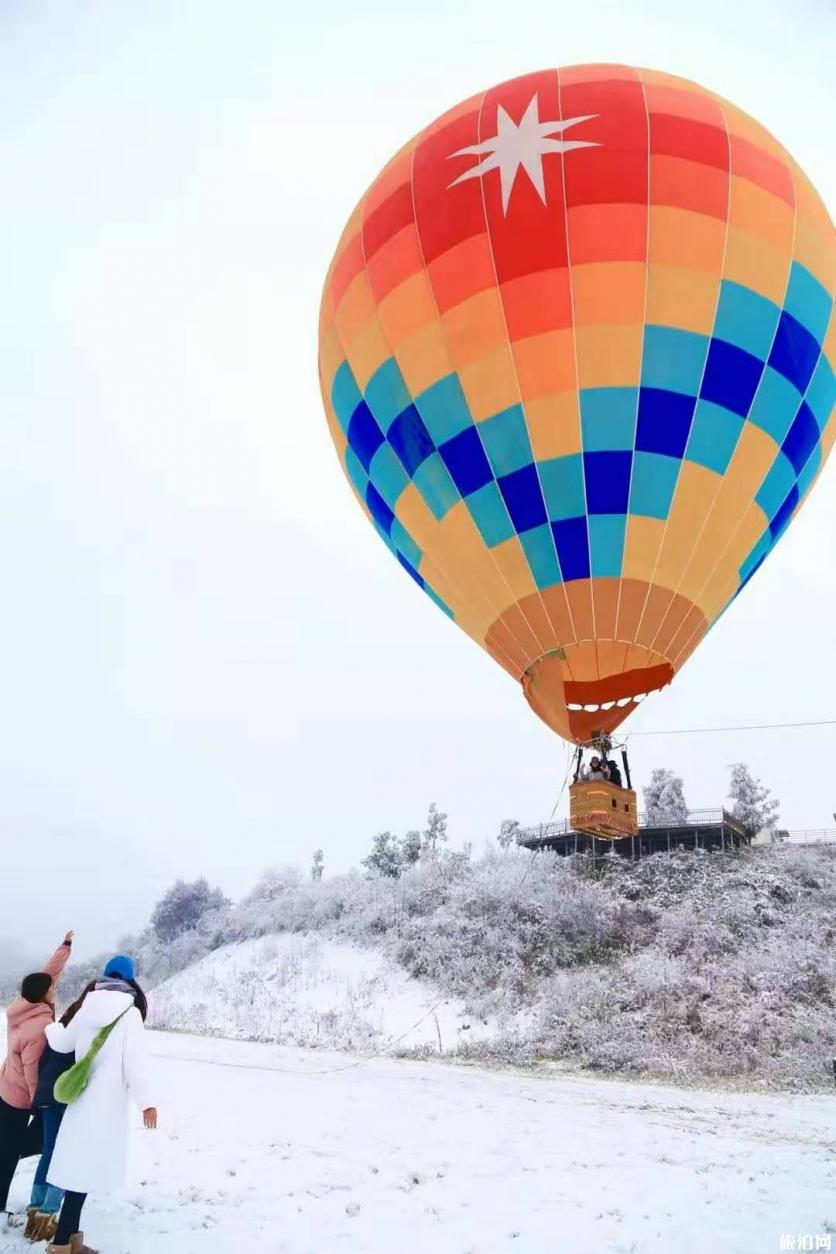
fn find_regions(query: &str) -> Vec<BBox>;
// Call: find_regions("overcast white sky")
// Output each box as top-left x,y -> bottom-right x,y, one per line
0,0 -> 834,958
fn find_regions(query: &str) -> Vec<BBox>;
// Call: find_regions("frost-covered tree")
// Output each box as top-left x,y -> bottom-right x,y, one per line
245,865 -> 302,905
422,802 -> 448,856
440,843 -> 472,878
497,819 -> 522,850
361,831 -> 403,879
643,769 -> 688,825
400,830 -> 421,866
311,849 -> 324,881
150,878 -> 230,943
728,763 -> 780,836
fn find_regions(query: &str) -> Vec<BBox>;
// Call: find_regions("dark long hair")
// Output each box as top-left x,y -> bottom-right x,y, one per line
61,977 -> 148,1026
61,981 -> 95,1027
126,978 -> 148,1022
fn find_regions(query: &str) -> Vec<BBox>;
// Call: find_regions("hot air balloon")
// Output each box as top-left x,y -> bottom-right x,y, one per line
318,65 -> 835,836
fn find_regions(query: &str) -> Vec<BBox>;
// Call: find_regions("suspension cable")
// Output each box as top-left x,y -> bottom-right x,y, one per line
629,718 -> 836,737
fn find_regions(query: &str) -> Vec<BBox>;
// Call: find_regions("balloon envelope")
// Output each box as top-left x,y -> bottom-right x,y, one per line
318,66 -> 835,744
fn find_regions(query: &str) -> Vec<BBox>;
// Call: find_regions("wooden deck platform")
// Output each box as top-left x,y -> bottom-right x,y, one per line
517,808 -> 751,858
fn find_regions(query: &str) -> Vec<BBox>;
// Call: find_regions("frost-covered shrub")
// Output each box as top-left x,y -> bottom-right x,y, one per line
392,853 -> 644,1004
427,846 -> 835,1090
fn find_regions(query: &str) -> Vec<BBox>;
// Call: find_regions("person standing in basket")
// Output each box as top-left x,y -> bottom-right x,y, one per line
43,956 -> 158,1254
0,931 -> 73,1231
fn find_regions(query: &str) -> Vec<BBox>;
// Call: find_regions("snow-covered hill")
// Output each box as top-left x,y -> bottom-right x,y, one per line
2,1018 -> 834,1254
142,846 -> 836,1088
51,844 -> 833,1088
149,933 -> 515,1053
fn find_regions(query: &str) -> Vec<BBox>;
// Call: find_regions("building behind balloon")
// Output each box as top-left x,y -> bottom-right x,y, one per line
318,64 -> 835,761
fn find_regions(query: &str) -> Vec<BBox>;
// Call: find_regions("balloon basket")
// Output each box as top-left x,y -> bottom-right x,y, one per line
569,780 -> 638,840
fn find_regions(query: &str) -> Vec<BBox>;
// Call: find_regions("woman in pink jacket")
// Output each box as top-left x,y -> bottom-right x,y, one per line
0,932 -> 73,1228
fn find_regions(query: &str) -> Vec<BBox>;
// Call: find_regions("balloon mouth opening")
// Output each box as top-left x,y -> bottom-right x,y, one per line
522,652 -> 675,743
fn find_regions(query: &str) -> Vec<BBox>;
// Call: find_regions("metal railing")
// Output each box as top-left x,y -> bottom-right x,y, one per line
518,807 -> 746,845
782,829 -> 836,845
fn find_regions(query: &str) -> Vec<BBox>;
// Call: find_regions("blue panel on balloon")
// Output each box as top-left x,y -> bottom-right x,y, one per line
685,400 -> 743,475
641,326 -> 708,396
438,425 -> 494,496
366,483 -> 395,534
583,451 -> 631,515
498,463 -> 548,533
479,405 -> 534,477
331,362 -> 363,434
630,451 -> 679,519
783,262 -> 832,344
519,524 -> 562,588
412,452 -> 460,520
579,388 -> 636,451
466,480 -> 516,547
551,516 -> 590,581
391,520 -> 422,569
713,281 -> 780,361
700,339 -> 764,417
756,452 -> 795,521
769,485 -> 799,540
768,311 -> 820,396
806,356 -> 836,431
747,365 -> 804,447
344,447 -> 369,501
417,374 -> 474,445
348,401 -> 386,471
795,442 -> 821,499
388,405 -> 435,476
365,358 -> 413,430
739,531 -> 769,585
781,402 -> 820,475
540,454 -> 586,521
635,388 -> 695,459
369,443 -> 410,508
373,520 -> 395,555
397,551 -> 424,587
589,514 -> 626,578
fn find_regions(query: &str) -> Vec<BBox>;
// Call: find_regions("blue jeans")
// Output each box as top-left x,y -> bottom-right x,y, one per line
29,1107 -> 64,1214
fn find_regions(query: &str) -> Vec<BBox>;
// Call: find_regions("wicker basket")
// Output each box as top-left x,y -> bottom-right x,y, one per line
569,780 -> 639,840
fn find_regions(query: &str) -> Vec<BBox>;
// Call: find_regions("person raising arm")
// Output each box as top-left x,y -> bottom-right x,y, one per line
0,931 -> 74,1230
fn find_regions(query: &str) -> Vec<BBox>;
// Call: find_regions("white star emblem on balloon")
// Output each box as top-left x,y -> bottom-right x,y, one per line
448,95 -> 599,213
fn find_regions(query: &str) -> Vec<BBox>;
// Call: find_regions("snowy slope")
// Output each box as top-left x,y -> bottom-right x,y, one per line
2,1019 -> 834,1254
148,933 -> 510,1053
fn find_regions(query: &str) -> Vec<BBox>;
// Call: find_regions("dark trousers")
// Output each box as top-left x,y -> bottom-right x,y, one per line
0,1098 -> 42,1211
55,1190 -> 86,1244
31,1104 -> 65,1212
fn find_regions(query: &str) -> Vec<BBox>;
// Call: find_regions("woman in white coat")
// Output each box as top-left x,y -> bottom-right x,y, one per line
43,956 -> 157,1254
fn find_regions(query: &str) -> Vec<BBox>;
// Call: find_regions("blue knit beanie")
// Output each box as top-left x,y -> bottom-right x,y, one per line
103,955 -> 135,982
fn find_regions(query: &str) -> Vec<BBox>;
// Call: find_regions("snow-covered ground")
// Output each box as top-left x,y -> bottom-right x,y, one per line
149,934 -> 512,1052
2,1021 -> 835,1254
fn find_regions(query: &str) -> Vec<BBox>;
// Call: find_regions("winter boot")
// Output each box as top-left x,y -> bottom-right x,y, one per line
23,1206 -> 40,1239
45,1245 -> 71,1254
32,1211 -> 59,1243
69,1234 -> 99,1254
